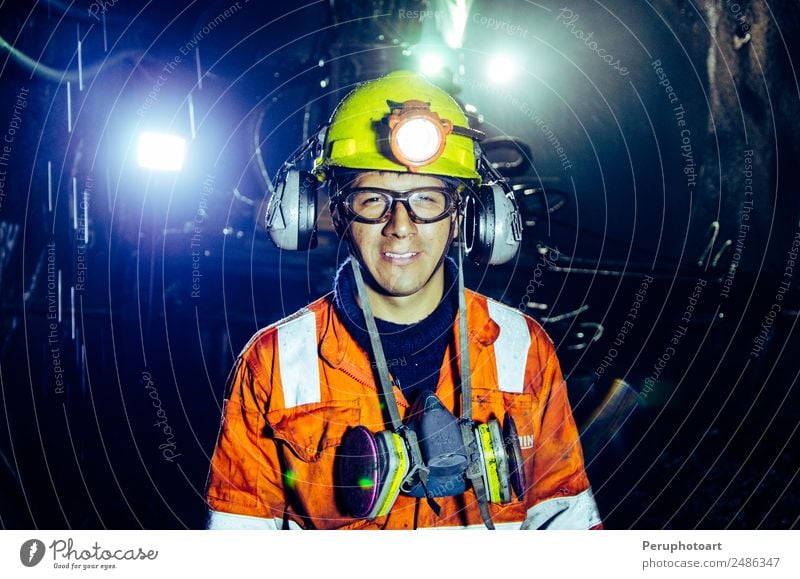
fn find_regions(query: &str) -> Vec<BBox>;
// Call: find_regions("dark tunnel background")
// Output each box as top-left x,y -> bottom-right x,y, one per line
0,0 -> 799,529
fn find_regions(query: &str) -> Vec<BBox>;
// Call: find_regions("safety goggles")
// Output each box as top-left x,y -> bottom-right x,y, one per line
341,186 -> 457,224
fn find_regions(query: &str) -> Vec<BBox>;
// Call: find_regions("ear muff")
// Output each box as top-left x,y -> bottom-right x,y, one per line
265,169 -> 319,250
462,181 -> 523,266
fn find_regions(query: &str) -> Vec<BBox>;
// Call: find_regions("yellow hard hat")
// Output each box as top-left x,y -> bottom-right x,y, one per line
314,71 -> 481,182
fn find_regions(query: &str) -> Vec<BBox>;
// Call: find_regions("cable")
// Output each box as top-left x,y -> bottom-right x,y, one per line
0,33 -> 141,83
697,221 -> 720,267
253,108 -> 275,195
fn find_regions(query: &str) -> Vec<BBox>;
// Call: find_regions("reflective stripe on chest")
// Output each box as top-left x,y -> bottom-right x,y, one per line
486,300 -> 531,394
275,301 -> 532,406
277,311 -> 321,408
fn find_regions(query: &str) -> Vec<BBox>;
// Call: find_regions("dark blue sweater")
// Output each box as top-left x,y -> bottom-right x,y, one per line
333,258 -> 458,404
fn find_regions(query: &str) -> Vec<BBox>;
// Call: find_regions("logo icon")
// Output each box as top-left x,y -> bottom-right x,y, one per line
20,539 -> 46,567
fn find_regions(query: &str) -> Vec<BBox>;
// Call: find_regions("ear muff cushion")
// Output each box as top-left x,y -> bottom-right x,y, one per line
462,186 -> 495,266
297,171 -> 318,249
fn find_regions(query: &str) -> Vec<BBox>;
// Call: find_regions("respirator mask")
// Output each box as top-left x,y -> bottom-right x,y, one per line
336,389 -> 526,520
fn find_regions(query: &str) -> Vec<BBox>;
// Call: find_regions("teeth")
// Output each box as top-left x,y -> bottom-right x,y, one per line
385,252 -> 416,258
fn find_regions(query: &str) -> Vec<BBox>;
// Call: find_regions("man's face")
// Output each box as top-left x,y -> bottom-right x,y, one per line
339,171 -> 456,299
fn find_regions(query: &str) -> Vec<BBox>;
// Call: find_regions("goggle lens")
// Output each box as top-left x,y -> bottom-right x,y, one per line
344,187 -> 454,223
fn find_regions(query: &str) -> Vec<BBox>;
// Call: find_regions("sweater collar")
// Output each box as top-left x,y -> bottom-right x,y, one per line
320,258 -> 499,368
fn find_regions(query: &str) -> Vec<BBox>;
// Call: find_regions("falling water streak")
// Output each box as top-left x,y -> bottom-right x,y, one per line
66,81 -> 72,133
188,93 -> 196,140
105,167 -> 111,209
77,25 -> 84,91
83,186 -> 88,244
70,286 -> 75,340
102,13 -> 108,53
72,177 -> 78,231
47,161 -> 53,212
195,47 -> 203,90
58,269 -> 62,323
81,343 -> 87,397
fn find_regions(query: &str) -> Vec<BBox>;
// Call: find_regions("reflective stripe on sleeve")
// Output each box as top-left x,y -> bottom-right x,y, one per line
521,488 -> 602,530
206,510 -> 302,530
276,311 -> 321,408
419,521 -> 522,530
487,299 -> 531,394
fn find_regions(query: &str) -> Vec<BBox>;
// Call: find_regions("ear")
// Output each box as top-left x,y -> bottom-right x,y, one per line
451,209 -> 461,240
330,201 -> 348,239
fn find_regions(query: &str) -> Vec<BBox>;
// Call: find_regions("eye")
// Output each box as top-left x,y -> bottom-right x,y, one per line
411,190 -> 447,207
360,195 -> 383,205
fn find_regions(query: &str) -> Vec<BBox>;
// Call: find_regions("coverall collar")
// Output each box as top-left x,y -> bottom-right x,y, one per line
319,288 -> 500,369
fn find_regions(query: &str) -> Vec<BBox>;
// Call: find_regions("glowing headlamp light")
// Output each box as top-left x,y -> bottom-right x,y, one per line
387,100 -> 453,170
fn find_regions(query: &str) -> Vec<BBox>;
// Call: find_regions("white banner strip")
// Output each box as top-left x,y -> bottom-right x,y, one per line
1,531 -> 797,578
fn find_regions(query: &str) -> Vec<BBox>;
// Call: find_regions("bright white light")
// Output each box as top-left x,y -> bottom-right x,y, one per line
420,53 -> 444,76
136,132 -> 186,171
395,118 -> 441,164
487,55 -> 516,85
443,0 -> 469,48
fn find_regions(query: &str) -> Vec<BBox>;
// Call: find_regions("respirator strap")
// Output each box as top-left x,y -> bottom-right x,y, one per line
350,259 -> 439,513
350,259 -> 404,430
460,421 -> 495,530
456,234 -> 495,529
456,229 -> 472,421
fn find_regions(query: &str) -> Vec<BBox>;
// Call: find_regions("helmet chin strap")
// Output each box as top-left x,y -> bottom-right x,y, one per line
346,212 -> 495,529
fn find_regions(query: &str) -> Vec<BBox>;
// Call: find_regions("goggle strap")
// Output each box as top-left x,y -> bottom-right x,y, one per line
452,125 -> 486,141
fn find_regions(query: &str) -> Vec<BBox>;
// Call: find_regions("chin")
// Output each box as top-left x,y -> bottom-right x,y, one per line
377,279 -> 424,297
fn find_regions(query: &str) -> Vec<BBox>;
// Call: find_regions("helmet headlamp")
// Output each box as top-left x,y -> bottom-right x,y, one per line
387,100 -> 453,170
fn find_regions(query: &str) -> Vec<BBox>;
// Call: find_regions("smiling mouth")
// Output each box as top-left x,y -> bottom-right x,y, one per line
381,251 -> 420,263
384,251 -> 419,259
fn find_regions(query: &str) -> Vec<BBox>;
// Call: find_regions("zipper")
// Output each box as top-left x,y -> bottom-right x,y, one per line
336,361 -> 410,410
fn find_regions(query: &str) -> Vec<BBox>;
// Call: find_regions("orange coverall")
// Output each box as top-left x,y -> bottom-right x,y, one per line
206,290 -> 602,529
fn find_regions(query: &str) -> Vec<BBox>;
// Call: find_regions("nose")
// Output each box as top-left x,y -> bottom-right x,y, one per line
383,199 -> 417,238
